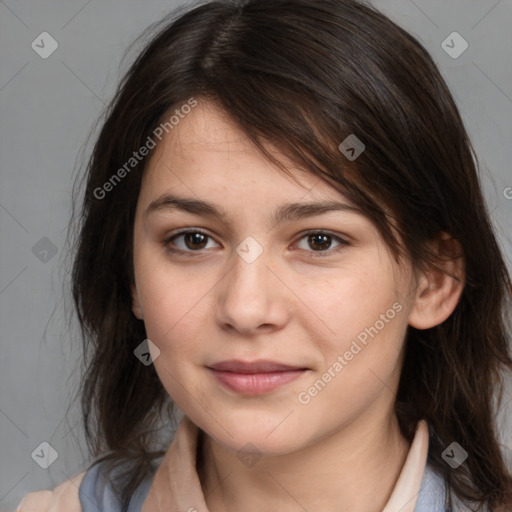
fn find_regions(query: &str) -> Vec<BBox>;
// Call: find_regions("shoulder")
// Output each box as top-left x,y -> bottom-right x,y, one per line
415,462 -> 447,511
416,462 -> 478,512
16,471 -> 85,512
15,458 -> 142,512
76,458 -> 156,510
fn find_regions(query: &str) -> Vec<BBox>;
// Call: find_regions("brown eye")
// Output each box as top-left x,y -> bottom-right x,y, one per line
182,232 -> 209,250
163,229 -> 218,254
308,233 -> 333,251
295,231 -> 349,257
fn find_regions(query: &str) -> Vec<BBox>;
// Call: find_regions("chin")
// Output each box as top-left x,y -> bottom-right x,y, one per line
197,413 -> 312,458
218,432 -> 303,458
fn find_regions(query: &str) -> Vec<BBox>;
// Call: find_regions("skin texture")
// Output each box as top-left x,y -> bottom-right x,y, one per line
132,100 -> 464,512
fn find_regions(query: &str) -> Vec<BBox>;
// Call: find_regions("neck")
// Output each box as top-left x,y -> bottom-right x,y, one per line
197,410 -> 411,512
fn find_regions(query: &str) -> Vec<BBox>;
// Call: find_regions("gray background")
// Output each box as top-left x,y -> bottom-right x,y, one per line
1,0 -> 511,510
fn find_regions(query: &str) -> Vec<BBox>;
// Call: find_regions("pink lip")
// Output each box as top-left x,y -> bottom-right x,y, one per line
207,360 -> 308,394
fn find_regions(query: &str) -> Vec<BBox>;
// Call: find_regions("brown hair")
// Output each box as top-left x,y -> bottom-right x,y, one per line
68,0 -> 512,510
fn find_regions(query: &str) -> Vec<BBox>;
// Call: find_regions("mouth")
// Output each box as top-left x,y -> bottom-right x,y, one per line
206,360 -> 309,395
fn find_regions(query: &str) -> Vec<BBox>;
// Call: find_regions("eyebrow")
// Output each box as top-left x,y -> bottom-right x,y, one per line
143,193 -> 363,226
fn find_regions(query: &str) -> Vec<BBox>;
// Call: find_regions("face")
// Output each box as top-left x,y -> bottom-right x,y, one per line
131,100 -> 420,456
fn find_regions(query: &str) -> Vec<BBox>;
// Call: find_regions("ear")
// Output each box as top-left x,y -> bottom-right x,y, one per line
408,232 -> 465,330
131,283 -> 144,320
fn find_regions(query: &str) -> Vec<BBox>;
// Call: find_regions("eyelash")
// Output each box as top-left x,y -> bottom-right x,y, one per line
162,228 -> 350,258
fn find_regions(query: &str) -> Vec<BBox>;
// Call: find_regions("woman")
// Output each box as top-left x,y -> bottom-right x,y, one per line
16,0 -> 512,510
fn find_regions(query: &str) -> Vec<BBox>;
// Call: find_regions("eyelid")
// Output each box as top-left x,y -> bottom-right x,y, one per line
162,228 -> 350,257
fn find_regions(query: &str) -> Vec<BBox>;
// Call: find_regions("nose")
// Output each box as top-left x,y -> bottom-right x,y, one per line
215,242 -> 290,336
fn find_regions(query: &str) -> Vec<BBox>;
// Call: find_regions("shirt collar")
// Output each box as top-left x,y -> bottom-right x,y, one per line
141,417 -> 431,512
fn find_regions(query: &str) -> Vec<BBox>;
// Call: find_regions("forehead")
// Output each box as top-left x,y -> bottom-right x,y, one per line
145,101 -> 295,180
140,100 -> 350,206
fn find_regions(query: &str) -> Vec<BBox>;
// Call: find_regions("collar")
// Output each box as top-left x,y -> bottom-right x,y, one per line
141,417 -> 430,512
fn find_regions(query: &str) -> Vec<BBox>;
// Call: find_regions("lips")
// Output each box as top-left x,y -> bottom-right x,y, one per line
207,360 -> 308,394
209,360 -> 306,373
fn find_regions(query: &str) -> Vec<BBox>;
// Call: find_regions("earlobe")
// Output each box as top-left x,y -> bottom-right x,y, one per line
131,283 -> 144,320
408,233 -> 465,330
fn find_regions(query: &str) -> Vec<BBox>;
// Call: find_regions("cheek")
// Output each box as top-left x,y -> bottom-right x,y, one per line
295,263 -> 405,355
295,302 -> 408,431
142,289 -> 204,353
293,263 -> 409,406
135,248 -> 204,327
135,260 -> 217,368
138,271 -> 211,404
